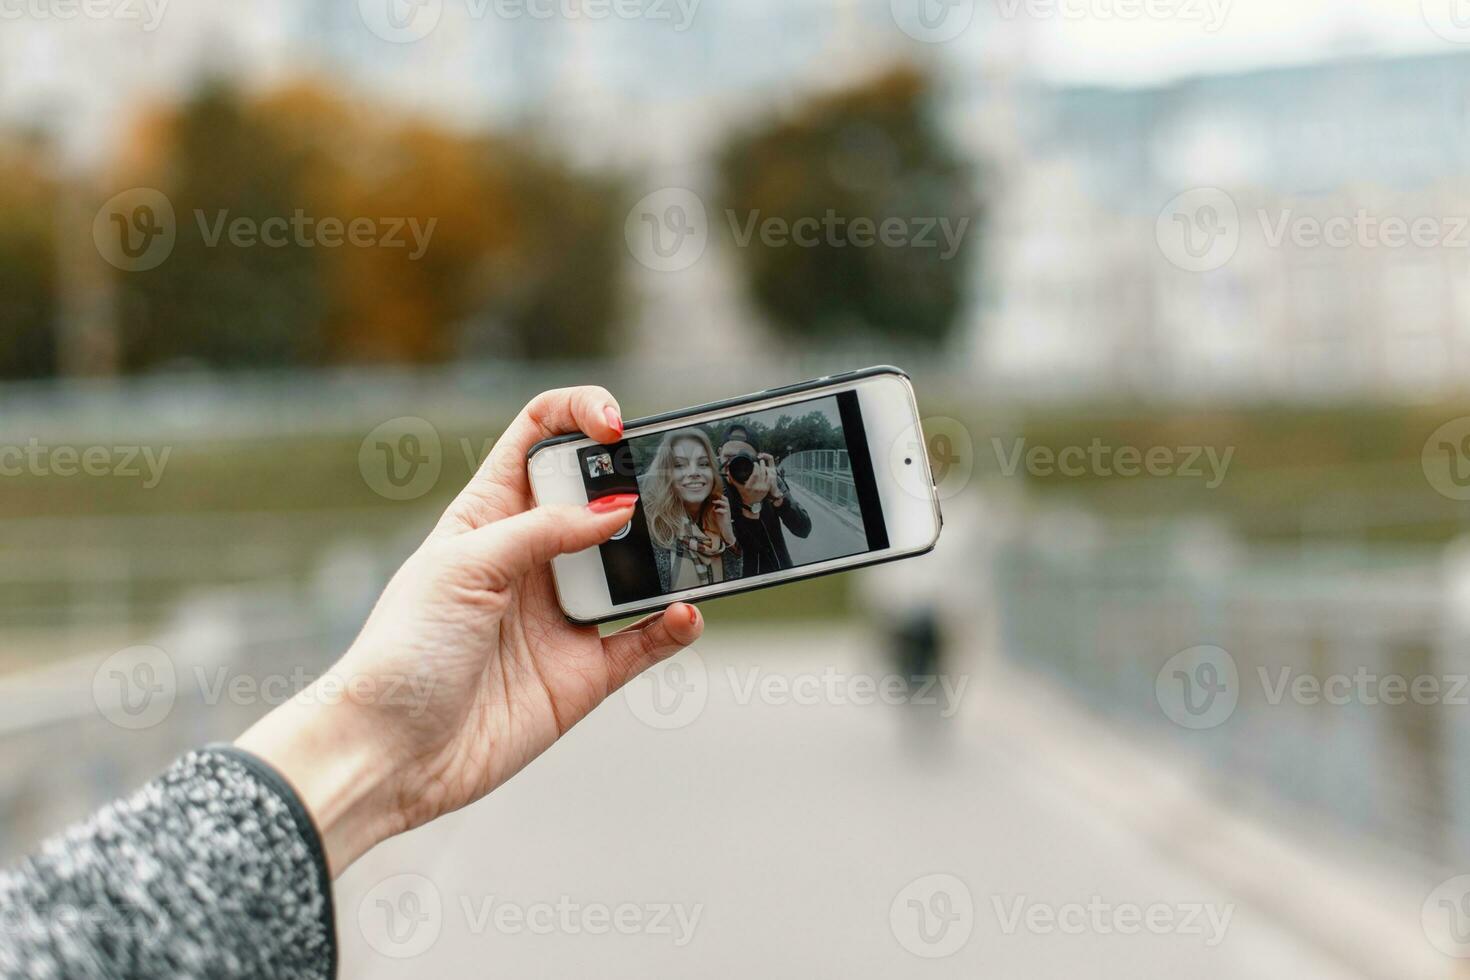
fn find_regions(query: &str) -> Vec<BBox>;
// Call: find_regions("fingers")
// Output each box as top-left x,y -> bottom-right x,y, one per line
442,386 -> 623,532
602,603 -> 703,690
484,385 -> 624,491
455,498 -> 636,591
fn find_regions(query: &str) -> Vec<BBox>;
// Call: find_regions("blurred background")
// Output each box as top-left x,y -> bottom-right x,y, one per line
6,0 -> 1470,975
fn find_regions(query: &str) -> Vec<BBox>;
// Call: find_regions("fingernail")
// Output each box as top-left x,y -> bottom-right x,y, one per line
603,406 -> 623,437
587,492 -> 638,514
687,604 -> 702,628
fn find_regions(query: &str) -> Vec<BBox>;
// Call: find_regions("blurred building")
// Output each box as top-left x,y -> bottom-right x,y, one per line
979,51 -> 1470,401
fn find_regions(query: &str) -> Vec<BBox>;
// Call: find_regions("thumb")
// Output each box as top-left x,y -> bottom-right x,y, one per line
455,495 -> 637,591
601,603 -> 703,691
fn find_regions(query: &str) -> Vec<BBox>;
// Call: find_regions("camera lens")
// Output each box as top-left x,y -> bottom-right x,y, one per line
727,455 -> 756,484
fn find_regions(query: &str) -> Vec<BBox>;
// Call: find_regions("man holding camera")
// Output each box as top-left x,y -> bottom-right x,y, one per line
718,425 -> 812,579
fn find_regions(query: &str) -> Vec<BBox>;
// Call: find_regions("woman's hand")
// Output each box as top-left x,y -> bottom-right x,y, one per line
237,387 -> 703,875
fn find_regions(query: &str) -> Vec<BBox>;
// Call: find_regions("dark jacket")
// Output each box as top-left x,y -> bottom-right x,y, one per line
725,484 -> 812,578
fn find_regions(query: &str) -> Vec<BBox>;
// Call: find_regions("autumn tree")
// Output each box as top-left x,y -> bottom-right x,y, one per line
108,78 -> 627,372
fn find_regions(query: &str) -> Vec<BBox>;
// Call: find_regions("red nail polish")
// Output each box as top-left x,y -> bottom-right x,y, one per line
587,492 -> 639,514
603,406 -> 623,437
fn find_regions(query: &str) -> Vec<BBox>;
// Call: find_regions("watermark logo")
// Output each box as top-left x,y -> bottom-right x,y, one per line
892,417 -> 974,502
92,645 -> 177,730
360,417 -> 444,501
94,188 -> 176,272
360,873 -> 444,958
890,0 -> 975,43
360,0 -> 443,42
1423,417 -> 1470,501
1156,187 -> 1239,272
890,873 -> 974,958
623,648 -> 708,730
1423,0 -> 1470,44
1423,875 -> 1470,957
625,188 -> 708,273
1155,645 -> 1238,730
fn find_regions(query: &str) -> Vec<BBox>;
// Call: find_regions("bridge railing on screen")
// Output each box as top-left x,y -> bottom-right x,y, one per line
781,450 -> 859,520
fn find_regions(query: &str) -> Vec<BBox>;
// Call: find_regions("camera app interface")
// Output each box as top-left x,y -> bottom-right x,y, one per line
578,391 -> 889,604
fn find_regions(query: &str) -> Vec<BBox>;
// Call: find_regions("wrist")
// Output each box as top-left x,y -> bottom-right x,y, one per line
236,671 -> 404,876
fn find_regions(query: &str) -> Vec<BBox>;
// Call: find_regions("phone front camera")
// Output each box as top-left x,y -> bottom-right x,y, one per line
904,457 -> 913,465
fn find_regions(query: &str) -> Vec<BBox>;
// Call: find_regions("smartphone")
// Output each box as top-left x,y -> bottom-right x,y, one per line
527,365 -> 942,624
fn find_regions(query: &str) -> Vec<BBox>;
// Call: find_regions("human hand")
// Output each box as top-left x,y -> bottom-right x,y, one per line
757,455 -> 784,504
237,386 -> 704,874
710,496 -> 735,545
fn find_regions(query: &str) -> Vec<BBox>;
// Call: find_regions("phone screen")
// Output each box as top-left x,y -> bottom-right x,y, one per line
577,390 -> 890,604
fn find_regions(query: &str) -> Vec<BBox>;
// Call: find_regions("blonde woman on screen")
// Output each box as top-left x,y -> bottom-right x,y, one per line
642,428 -> 741,592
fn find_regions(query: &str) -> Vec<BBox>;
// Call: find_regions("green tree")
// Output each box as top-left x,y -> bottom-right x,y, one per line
472,145 -> 627,360
716,66 -> 979,348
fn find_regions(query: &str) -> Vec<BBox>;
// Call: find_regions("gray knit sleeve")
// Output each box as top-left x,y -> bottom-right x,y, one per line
0,745 -> 336,979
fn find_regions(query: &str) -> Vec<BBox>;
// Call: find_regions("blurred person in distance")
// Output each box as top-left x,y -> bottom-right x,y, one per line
0,387 -> 701,980
860,489 -> 991,716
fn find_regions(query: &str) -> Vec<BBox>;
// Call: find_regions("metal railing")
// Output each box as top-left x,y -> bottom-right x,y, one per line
991,512 -> 1470,880
781,450 -> 859,519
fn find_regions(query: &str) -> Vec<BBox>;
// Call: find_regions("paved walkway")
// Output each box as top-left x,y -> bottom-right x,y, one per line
783,488 -> 867,566
338,628 -> 1368,979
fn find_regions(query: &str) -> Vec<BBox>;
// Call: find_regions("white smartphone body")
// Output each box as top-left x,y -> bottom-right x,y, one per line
527,366 -> 942,624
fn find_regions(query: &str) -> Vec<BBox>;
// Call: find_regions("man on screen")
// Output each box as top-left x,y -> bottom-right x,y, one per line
718,426 -> 812,578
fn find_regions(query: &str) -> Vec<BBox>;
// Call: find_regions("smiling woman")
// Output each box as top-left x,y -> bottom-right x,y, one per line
641,427 -> 740,592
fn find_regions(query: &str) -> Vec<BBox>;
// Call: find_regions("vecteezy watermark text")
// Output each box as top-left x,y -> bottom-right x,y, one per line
1260,666 -> 1470,707
992,0 -> 1230,32
0,441 -> 171,488
195,210 -> 436,260
0,902 -> 163,947
624,655 -> 972,730
992,895 -> 1234,947
725,210 -> 971,262
357,0 -> 700,44
95,188 -> 439,273
0,0 -> 168,30
93,645 -> 436,731
726,666 -> 969,718
357,873 -> 702,959
991,437 -> 1234,488
1156,645 -> 1470,731
1158,187 -> 1470,272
